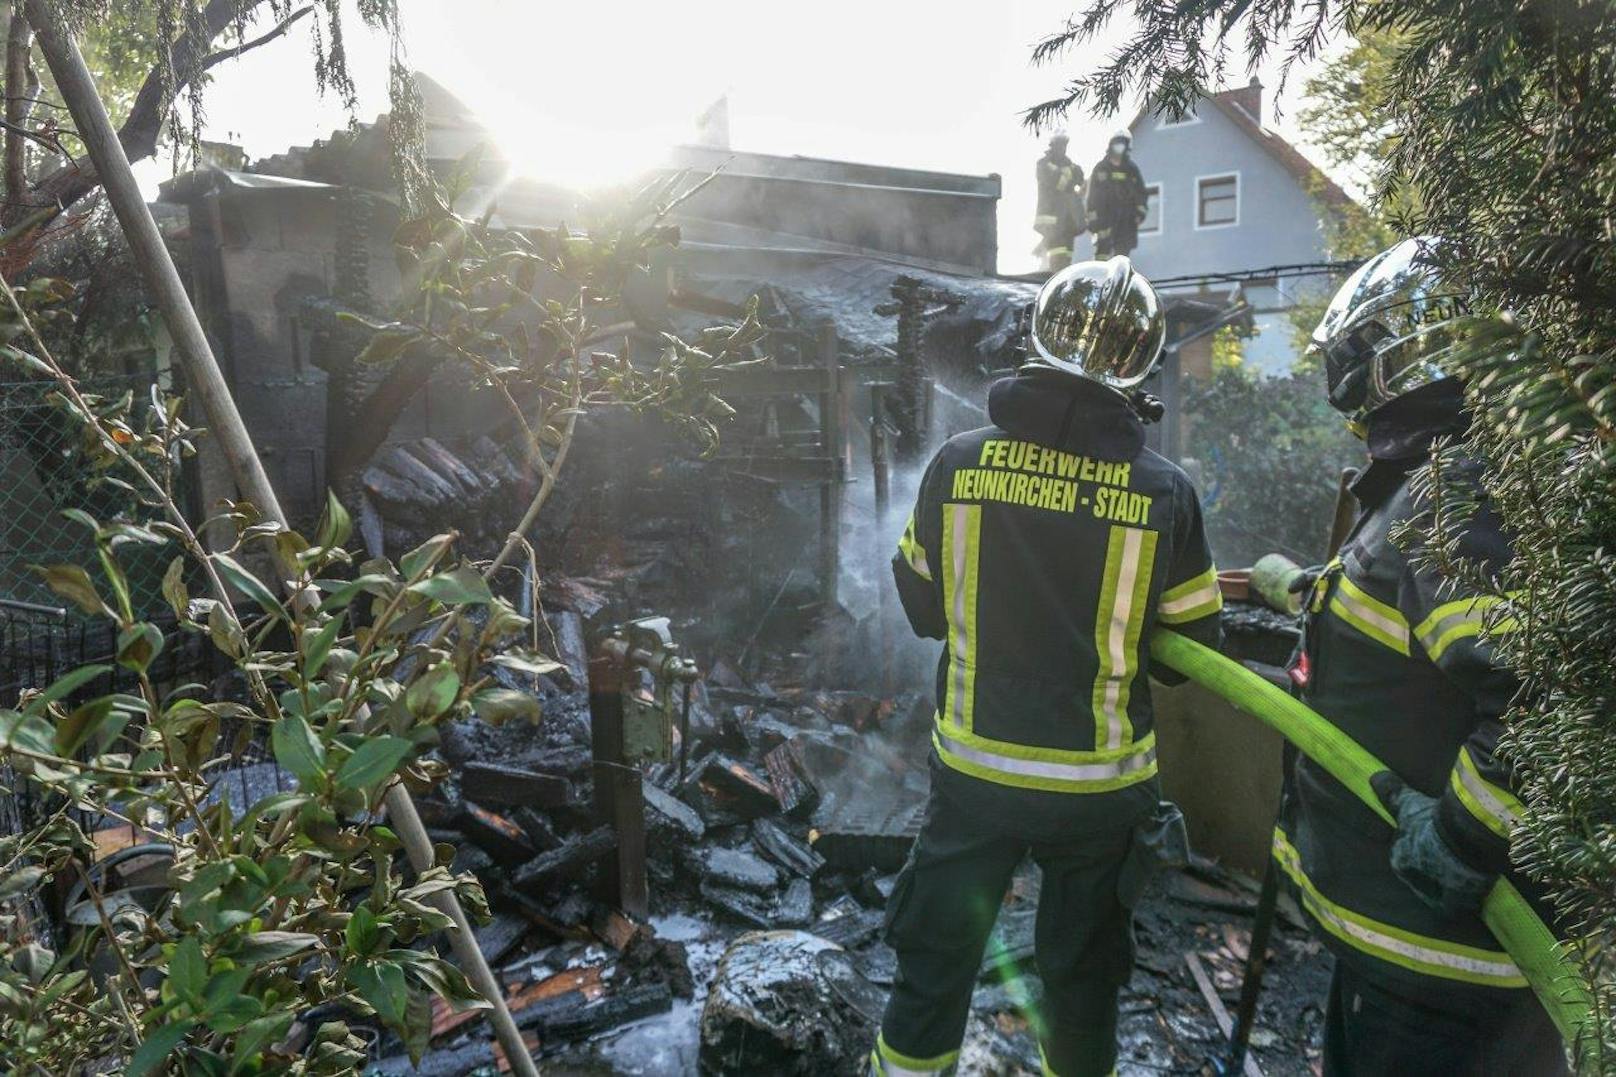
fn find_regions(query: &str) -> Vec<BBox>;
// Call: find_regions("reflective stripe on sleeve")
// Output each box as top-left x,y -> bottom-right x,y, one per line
940,504 -> 982,731
1091,525 -> 1157,750
1450,745 -> 1527,840
1328,573 -> 1411,655
1414,595 -> 1515,662
933,724 -> 1158,794
897,512 -> 932,581
1158,565 -> 1222,624
871,1032 -> 959,1075
1271,829 -> 1526,987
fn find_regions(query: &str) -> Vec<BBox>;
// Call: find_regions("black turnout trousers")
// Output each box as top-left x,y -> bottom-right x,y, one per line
1322,958 -> 1568,1077
877,758 -> 1154,1077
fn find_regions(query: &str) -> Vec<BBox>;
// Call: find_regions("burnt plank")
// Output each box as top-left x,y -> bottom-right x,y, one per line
751,818 -> 825,879
512,825 -> 616,894
462,761 -> 572,808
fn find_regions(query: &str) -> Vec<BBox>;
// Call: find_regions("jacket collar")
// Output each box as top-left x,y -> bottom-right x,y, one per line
1351,379 -> 1470,504
987,367 -> 1145,462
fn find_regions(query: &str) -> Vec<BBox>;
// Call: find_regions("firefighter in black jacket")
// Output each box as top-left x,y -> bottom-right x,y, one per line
1034,132 -> 1086,270
872,257 -> 1223,1077
1087,130 -> 1148,259
1285,238 -> 1565,1074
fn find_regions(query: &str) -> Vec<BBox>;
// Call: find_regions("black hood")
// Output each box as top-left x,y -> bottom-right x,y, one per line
1364,378 -> 1469,462
1350,379 -> 1471,506
987,367 -> 1145,462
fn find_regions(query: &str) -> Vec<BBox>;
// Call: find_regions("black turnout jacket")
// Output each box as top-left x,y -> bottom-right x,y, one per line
891,368 -> 1222,798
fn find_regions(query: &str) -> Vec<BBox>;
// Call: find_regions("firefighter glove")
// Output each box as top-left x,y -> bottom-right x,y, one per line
1371,771 -> 1494,917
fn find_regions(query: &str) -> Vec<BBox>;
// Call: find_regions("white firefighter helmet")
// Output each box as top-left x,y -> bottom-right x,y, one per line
1029,256 -> 1165,389
1108,128 -> 1132,149
1311,236 -> 1471,425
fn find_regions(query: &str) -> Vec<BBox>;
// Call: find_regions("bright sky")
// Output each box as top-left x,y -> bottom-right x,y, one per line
184,0 -> 1334,274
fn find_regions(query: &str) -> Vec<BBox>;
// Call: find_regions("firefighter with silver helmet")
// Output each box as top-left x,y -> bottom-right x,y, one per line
873,257 -> 1222,1077
1087,128 -> 1148,258
1284,237 -> 1565,1073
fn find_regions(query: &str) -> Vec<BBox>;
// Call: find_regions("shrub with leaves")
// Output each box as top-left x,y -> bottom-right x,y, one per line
1186,362 -> 1363,567
1030,0 -> 1616,1066
0,297 -> 560,1072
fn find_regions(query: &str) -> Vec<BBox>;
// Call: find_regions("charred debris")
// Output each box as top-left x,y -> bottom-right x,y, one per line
331,501 -> 1330,1074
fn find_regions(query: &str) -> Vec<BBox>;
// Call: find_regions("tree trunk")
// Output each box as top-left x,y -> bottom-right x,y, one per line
3,5 -> 35,225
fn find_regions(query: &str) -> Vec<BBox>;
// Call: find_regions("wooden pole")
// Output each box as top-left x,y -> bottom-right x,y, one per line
24,6 -> 537,1073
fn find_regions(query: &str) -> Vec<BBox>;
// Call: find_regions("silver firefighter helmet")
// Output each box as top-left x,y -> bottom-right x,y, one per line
1029,256 -> 1165,390
1312,236 -> 1471,426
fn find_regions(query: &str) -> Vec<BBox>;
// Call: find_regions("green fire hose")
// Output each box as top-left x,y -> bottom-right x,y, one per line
1150,629 -> 1592,1048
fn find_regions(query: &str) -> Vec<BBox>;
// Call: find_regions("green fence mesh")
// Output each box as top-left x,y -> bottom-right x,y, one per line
0,374 -> 189,615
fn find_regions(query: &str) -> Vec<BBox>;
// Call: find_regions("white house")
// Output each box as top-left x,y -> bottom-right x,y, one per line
1083,79 -> 1354,374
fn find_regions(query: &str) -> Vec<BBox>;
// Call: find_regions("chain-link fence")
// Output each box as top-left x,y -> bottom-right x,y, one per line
0,373 -> 190,614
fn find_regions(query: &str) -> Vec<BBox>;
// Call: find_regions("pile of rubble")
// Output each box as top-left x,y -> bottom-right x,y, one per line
337,570 -> 1336,1075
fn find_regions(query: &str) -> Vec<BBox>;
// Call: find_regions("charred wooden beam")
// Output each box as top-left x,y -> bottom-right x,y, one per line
511,825 -> 616,895
462,762 -> 572,809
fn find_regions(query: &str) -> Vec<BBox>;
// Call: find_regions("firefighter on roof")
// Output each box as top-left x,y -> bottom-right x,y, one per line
873,257 -> 1222,1077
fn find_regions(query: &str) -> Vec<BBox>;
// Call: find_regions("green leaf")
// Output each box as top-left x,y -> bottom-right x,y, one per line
351,962 -> 409,1029
315,573 -> 394,613
399,534 -> 454,581
470,687 -> 542,726
270,714 -> 325,786
355,328 -> 418,365
407,565 -> 493,606
231,1011 -> 294,1070
1,710 -> 56,756
405,662 -> 460,720
302,616 -> 344,681
55,696 -> 115,757
492,651 -> 566,678
0,864 -> 46,901
127,1019 -> 196,1077
31,563 -> 110,617
346,905 -> 380,958
212,553 -> 283,618
161,556 -> 190,622
0,343 -> 54,378
334,735 -> 412,791
315,490 -> 353,551
23,664 -> 112,717
235,930 -> 319,964
116,622 -> 165,674
171,936 -> 206,1004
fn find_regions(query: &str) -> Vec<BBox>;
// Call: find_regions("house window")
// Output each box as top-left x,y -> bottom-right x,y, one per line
1157,105 -> 1200,128
1196,173 -> 1239,228
1139,184 -> 1162,234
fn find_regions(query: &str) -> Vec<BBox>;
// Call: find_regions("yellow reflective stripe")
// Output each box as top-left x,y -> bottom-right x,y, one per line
1451,745 -> 1526,841
1329,573 -> 1410,655
1158,565 -> 1222,624
897,512 -> 931,581
874,1032 -> 959,1074
1414,595 -> 1514,661
1272,830 -> 1526,987
933,725 -> 1158,794
1092,526 -> 1157,750
940,504 -> 982,732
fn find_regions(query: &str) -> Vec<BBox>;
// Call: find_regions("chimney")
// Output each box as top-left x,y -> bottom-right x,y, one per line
1226,76 -> 1264,125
